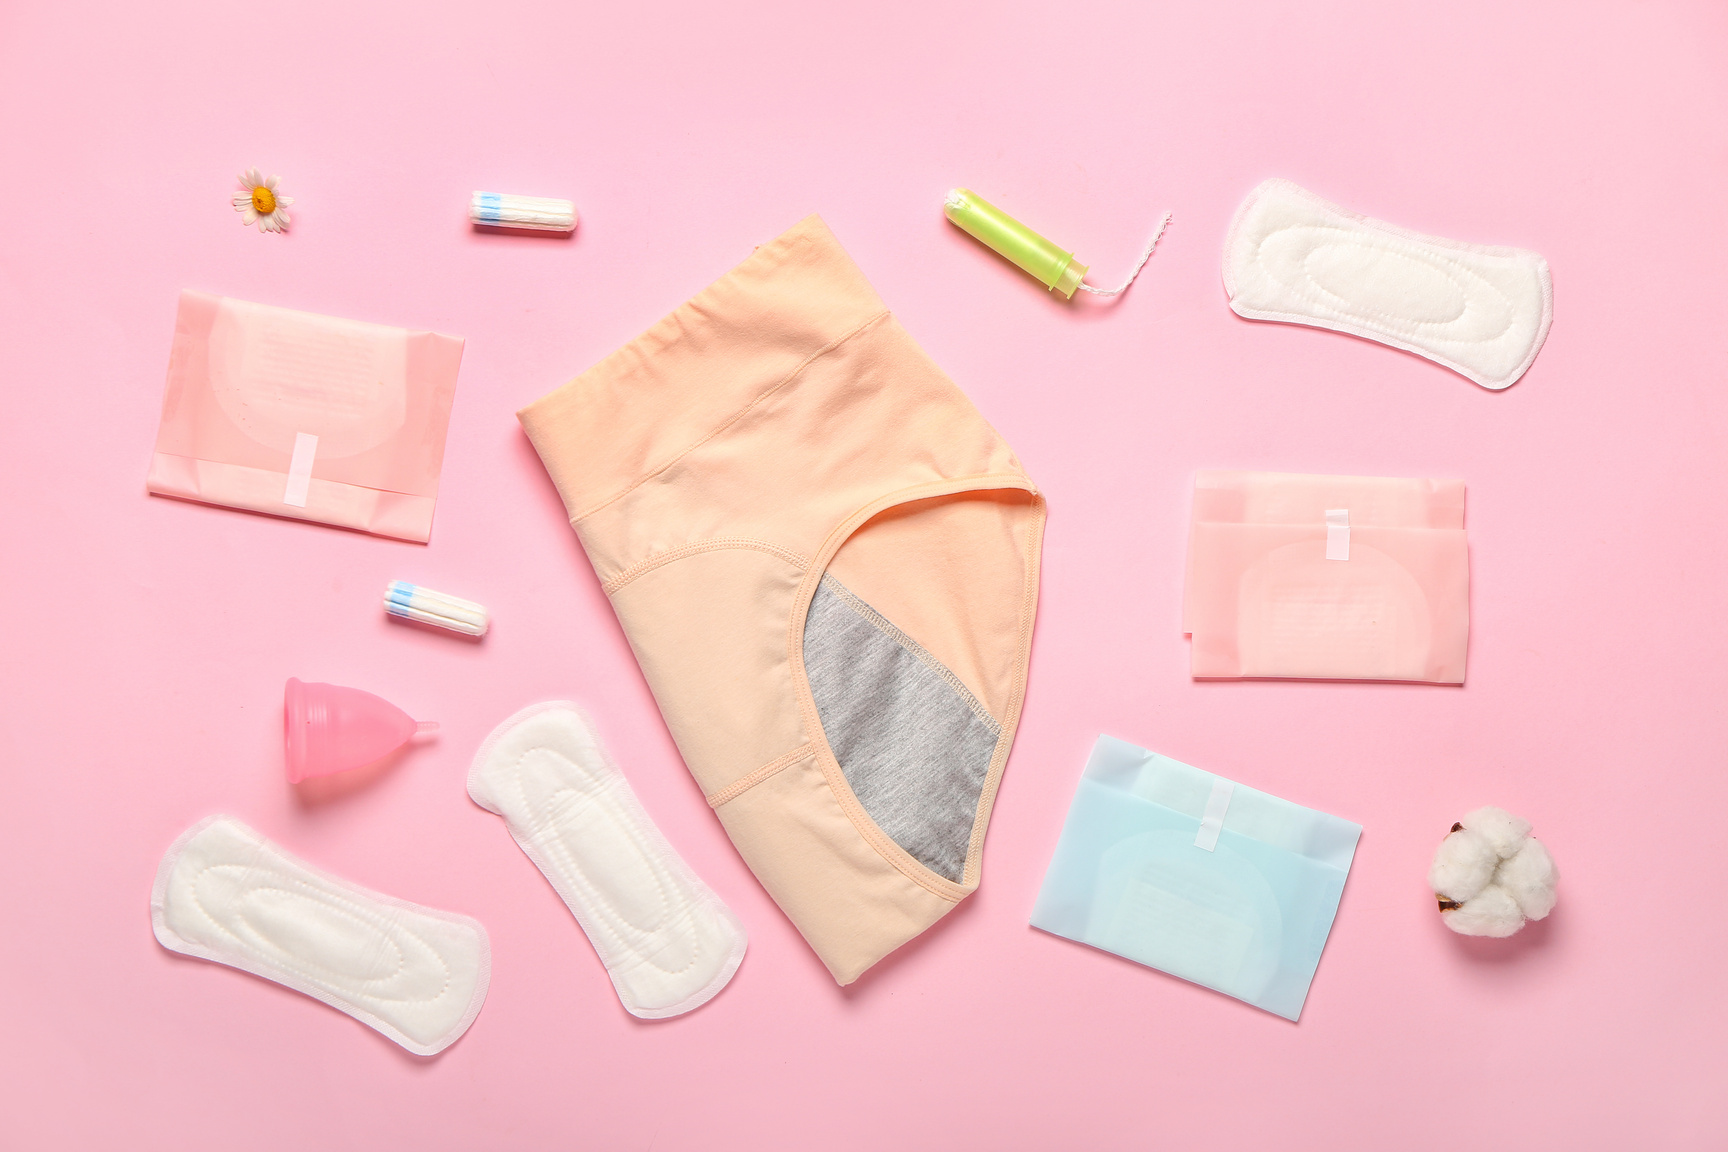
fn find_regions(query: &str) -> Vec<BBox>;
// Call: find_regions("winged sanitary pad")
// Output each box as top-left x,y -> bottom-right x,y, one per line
151,816 -> 490,1055
469,702 -> 747,1018
1223,179 -> 1552,390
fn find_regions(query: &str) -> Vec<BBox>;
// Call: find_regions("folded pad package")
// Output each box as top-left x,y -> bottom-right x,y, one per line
147,291 -> 464,542
1032,737 -> 1360,1021
1183,470 -> 1470,683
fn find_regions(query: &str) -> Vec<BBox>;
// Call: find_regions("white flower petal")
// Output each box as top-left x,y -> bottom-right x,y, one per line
232,193 -> 250,210
277,195 -> 294,206
242,207 -> 258,224
274,210 -> 290,228
264,174 -> 278,190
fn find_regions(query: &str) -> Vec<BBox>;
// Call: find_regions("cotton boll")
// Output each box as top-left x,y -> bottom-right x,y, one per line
1441,885 -> 1525,937
1428,827 -> 1497,902
1430,807 -> 1558,938
1498,838 -> 1558,920
1459,806 -> 1531,859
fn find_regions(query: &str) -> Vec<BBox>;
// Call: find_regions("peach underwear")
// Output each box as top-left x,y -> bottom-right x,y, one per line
520,217 -> 1046,984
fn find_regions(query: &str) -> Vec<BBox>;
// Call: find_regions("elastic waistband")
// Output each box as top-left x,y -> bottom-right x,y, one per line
518,215 -> 888,523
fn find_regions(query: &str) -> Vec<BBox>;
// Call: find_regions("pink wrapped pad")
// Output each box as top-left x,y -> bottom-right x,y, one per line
1183,471 -> 1469,683
147,291 -> 464,543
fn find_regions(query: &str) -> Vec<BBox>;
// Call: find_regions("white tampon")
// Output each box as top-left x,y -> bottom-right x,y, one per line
385,581 -> 489,637
468,192 -> 577,233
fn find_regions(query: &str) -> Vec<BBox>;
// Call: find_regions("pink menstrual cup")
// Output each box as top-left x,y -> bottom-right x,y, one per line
284,678 -> 438,783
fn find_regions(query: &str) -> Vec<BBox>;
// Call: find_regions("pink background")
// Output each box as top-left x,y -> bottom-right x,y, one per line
2,1 -> 1725,1147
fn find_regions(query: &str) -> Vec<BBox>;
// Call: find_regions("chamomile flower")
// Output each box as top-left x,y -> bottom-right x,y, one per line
233,168 -> 293,233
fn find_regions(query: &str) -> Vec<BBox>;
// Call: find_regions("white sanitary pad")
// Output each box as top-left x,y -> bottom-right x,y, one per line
469,702 -> 747,1018
1223,178 -> 1552,390
152,816 -> 490,1055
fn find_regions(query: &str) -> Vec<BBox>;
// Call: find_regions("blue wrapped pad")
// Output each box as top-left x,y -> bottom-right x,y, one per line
1031,736 -> 1360,1021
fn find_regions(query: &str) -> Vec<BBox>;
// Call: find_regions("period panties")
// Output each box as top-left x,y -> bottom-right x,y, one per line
518,217 -> 1046,984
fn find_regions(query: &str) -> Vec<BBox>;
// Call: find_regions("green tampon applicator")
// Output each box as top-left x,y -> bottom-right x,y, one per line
944,188 -> 1171,300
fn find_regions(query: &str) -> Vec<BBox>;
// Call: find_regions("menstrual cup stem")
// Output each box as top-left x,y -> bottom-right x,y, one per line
415,721 -> 440,738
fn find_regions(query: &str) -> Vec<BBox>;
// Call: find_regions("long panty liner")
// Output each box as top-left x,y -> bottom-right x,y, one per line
152,816 -> 490,1055
469,702 -> 747,1018
1224,179 -> 1552,390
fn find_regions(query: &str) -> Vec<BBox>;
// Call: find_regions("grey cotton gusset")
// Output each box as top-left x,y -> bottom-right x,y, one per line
802,576 -> 1000,882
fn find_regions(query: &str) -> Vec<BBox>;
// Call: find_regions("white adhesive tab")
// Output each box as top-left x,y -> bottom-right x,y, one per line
151,816 -> 490,1056
1223,179 -> 1552,390
1325,508 -> 1351,561
283,431 -> 318,507
1194,777 -> 1236,852
469,702 -> 747,1019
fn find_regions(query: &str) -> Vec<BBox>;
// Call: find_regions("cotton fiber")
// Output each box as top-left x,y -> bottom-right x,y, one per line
1428,806 -> 1557,936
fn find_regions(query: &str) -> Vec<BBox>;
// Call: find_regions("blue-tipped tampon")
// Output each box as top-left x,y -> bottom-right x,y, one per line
384,581 -> 489,637
468,192 -> 577,232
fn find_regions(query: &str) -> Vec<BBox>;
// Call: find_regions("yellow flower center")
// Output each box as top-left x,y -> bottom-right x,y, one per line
251,186 -> 276,214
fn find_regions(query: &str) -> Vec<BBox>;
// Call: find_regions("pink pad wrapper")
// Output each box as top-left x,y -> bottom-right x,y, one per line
1183,471 -> 1469,683
147,291 -> 464,543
